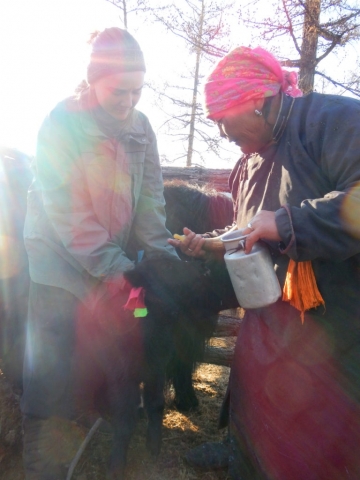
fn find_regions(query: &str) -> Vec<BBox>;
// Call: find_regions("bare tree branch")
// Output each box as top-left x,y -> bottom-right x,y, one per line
241,0 -> 360,96
315,69 -> 360,97
282,0 -> 302,55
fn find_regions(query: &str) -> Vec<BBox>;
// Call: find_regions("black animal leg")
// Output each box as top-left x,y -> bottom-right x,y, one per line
107,381 -> 140,480
143,372 -> 166,458
172,362 -> 199,412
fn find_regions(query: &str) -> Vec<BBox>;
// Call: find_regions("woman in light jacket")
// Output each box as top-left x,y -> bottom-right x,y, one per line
22,27 -> 178,479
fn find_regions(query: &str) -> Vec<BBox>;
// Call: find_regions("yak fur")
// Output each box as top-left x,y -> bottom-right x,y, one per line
75,257 -> 224,478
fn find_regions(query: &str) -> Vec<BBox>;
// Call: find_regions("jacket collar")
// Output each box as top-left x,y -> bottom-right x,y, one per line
272,93 -> 296,144
78,88 -> 147,143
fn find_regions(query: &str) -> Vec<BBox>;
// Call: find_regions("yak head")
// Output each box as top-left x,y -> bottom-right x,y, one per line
124,257 -> 223,335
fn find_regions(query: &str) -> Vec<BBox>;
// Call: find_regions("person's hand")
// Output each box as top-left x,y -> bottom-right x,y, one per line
242,210 -> 281,254
167,227 -> 206,257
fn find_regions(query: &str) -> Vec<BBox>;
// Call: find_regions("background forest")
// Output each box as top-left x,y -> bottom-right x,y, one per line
107,0 -> 360,166
1,0 -> 360,167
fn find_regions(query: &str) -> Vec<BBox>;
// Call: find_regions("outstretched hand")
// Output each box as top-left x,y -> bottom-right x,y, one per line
167,227 -> 206,257
167,214 -> 280,258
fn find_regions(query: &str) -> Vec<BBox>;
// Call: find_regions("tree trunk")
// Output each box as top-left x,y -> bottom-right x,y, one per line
186,0 -> 205,167
299,0 -> 321,94
123,0 -> 127,28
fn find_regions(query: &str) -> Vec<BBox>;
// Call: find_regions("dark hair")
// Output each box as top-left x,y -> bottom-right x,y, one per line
87,27 -> 146,84
262,95 -> 274,121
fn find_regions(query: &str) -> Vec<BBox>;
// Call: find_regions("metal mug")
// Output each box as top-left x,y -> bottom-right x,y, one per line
221,230 -> 281,309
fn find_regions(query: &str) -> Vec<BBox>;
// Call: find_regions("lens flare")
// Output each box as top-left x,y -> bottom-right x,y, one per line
0,235 -> 23,279
341,183 -> 360,239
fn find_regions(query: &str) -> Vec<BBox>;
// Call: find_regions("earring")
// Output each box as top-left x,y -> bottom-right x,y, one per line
255,109 -> 263,116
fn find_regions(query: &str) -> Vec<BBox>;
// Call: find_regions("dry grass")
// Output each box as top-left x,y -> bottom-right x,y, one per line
0,363 -> 232,480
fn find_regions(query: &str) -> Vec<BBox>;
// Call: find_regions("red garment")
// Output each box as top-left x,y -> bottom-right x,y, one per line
229,302 -> 360,480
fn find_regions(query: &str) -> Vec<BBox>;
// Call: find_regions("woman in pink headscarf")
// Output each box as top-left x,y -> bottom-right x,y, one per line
169,46 -> 360,480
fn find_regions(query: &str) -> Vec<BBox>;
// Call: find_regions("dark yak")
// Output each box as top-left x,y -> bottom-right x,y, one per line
163,178 -> 237,318
163,178 -> 234,242
75,257 -> 224,478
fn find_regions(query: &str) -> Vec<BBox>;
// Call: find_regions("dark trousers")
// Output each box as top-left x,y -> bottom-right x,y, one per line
20,280 -> 136,479
21,281 -> 83,479
21,279 -> 136,420
21,281 -> 79,419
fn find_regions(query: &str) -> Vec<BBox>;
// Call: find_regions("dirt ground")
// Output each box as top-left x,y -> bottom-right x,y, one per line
0,357 -> 232,480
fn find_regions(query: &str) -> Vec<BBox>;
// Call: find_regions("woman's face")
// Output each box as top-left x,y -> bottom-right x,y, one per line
216,100 -> 271,154
92,71 -> 145,121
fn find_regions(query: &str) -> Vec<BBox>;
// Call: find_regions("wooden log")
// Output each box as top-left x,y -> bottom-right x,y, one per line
161,165 -> 232,192
203,344 -> 235,367
214,314 -> 242,337
200,314 -> 243,367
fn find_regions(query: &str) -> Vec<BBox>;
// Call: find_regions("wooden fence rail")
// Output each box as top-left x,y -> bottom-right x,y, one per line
203,311 -> 243,368
162,165 -> 232,192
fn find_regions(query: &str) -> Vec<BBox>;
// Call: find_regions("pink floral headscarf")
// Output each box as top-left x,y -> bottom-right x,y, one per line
203,46 -> 302,120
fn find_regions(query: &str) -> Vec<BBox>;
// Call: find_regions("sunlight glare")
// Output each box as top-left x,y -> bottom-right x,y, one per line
341,182 -> 360,239
0,234 -> 23,279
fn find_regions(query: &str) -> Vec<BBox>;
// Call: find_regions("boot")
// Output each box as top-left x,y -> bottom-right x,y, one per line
22,415 -> 85,479
184,436 -> 230,470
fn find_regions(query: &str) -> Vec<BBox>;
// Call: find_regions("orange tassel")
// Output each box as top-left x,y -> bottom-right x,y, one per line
282,259 -> 325,324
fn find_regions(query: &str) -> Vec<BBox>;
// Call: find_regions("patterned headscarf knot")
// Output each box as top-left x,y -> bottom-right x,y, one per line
203,46 -> 302,120
282,70 -> 302,98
